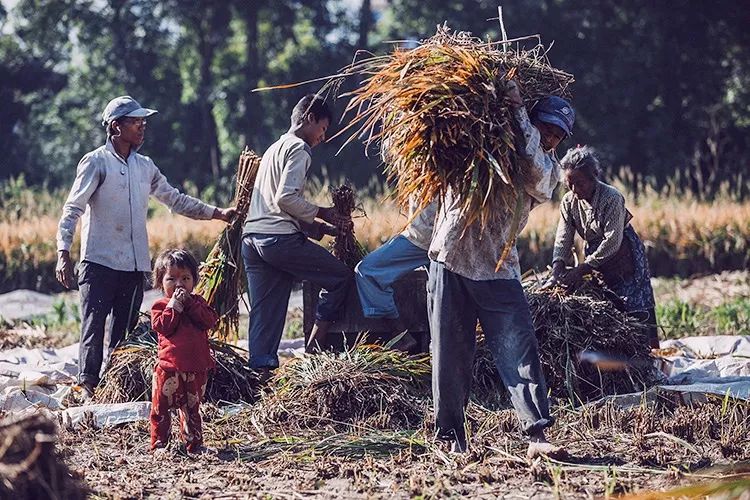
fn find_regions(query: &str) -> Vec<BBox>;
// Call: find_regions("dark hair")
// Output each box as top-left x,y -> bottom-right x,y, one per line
153,248 -> 200,291
291,94 -> 332,127
560,146 -> 601,180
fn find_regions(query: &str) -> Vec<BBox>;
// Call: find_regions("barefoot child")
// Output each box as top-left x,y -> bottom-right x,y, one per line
149,248 -> 218,452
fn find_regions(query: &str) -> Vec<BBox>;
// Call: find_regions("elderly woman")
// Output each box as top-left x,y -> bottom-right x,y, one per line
551,146 -> 659,348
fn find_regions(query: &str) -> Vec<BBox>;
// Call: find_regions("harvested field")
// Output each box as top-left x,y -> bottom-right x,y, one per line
52,396 -> 750,498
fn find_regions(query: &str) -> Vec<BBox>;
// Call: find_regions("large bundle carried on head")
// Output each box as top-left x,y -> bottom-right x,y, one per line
195,147 -> 261,342
331,24 -> 573,231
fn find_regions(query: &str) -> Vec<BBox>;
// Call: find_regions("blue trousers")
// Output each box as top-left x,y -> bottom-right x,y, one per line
354,235 -> 430,319
242,232 -> 353,369
428,261 -> 552,444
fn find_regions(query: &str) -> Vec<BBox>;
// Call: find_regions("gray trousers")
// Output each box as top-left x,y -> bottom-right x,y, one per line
428,261 -> 552,443
78,261 -> 144,386
242,232 -> 353,369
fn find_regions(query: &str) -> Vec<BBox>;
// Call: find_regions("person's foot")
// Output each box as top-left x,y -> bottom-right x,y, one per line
527,431 -> 566,460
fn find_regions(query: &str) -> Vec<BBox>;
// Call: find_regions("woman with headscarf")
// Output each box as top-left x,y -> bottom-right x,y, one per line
551,146 -> 659,348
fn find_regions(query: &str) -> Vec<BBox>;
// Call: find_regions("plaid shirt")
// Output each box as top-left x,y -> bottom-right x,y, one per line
552,181 -> 632,268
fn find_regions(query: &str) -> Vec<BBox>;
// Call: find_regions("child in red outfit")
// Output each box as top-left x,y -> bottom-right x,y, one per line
149,248 -> 217,453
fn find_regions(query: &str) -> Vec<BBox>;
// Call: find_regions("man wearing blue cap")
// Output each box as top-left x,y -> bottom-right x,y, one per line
428,81 -> 575,457
56,96 -> 236,399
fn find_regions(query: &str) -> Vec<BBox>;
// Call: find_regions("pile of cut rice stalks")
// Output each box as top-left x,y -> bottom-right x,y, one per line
0,413 -> 86,499
195,147 -> 261,342
474,277 -> 659,404
255,339 -> 431,431
94,327 -> 258,405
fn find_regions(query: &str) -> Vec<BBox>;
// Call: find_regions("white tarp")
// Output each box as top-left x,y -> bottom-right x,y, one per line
1,335 -> 749,427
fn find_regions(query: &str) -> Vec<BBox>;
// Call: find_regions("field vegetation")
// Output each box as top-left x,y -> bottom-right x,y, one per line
3,172 -> 750,293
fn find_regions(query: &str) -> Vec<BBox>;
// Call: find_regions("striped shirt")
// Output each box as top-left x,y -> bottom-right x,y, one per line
552,181 -> 632,268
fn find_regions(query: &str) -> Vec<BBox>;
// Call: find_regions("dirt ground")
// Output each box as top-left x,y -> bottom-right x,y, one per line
52,395 -> 750,499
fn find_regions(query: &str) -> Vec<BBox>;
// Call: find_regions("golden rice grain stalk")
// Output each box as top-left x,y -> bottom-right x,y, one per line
195,147 -> 261,342
329,184 -> 366,269
327,25 -> 573,269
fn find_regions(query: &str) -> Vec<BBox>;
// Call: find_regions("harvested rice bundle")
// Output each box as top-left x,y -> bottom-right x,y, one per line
0,413 -> 86,500
195,147 -> 261,342
474,278 -> 658,403
329,184 -> 366,269
257,341 -> 431,430
94,333 -> 258,404
330,25 -> 574,235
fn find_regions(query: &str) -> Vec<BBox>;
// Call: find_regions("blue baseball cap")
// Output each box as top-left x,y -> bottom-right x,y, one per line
101,96 -> 158,127
531,96 -> 575,137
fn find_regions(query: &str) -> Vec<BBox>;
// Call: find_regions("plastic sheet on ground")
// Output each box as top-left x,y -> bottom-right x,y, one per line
59,401 -> 152,428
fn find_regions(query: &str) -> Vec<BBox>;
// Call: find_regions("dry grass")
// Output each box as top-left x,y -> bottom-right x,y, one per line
53,396 -> 750,498
4,181 -> 750,292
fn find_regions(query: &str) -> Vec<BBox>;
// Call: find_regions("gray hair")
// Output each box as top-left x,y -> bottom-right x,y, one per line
560,146 -> 601,180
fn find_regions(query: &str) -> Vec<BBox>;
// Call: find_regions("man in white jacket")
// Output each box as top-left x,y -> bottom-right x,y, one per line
56,96 -> 235,398
242,94 -> 352,378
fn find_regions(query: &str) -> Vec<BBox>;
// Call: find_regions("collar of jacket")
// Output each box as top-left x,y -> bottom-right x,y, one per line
105,137 -> 143,164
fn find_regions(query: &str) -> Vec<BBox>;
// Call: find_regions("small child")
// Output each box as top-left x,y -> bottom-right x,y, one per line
149,248 -> 218,453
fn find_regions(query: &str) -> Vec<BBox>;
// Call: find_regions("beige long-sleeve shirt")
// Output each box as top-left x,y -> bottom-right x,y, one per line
56,140 -> 216,272
243,133 -> 319,235
429,107 -> 560,281
552,181 -> 632,268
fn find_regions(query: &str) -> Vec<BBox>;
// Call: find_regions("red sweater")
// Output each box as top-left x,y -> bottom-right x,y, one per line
151,294 -> 218,372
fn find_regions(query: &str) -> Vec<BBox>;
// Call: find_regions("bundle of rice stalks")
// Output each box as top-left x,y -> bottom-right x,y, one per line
94,331 -> 258,404
0,413 -> 86,500
474,278 -> 658,403
256,341 -> 431,431
195,147 -> 261,342
329,184 -> 366,268
329,25 -> 573,235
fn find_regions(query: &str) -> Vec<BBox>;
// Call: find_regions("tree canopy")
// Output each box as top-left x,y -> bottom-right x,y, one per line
1,0 -> 748,200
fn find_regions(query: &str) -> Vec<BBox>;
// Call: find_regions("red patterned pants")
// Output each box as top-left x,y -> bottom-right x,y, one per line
150,366 -> 208,452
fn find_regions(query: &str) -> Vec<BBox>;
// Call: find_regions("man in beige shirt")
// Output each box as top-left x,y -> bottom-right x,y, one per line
242,94 -> 352,375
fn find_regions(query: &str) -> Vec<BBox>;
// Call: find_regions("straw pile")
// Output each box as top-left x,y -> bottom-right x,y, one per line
0,413 -> 86,500
256,342 -> 430,430
330,25 -> 574,235
474,278 -> 658,403
94,331 -> 258,404
195,147 -> 261,342
329,184 -> 365,269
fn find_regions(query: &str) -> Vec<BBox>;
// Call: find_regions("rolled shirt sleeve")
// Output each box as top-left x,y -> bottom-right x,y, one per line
149,162 -> 216,219
513,107 -> 560,203
57,154 -> 103,252
584,195 -> 626,268
274,147 -> 319,224
552,193 -> 577,265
